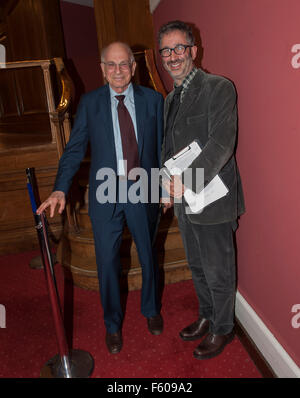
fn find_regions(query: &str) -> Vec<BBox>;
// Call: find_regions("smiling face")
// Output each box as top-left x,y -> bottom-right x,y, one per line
100,42 -> 136,93
160,29 -> 197,86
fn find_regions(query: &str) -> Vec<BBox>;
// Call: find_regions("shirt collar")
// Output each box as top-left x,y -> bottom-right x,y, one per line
174,67 -> 197,102
174,67 -> 198,90
109,83 -> 133,101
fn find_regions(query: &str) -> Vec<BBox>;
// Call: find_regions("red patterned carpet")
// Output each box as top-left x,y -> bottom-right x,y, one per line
0,250 -> 261,379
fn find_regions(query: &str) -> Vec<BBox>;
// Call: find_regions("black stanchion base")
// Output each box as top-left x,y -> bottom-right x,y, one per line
40,349 -> 94,378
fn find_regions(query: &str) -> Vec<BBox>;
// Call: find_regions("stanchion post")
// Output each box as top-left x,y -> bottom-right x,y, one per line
26,168 -> 94,378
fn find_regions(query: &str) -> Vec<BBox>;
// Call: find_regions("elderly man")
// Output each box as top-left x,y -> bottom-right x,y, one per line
158,20 -> 245,360
37,42 -> 164,354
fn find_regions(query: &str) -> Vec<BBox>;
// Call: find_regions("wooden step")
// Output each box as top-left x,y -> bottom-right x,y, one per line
63,224 -> 183,258
57,207 -> 191,291
59,244 -> 191,292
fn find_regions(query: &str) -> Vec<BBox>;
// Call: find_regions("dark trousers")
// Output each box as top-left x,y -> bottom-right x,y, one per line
177,203 -> 237,335
91,201 -> 160,334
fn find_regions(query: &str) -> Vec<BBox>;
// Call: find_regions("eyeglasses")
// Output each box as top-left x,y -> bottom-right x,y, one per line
102,61 -> 132,71
159,44 -> 193,57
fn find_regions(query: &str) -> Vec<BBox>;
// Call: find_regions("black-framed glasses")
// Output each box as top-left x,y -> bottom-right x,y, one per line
159,44 -> 193,57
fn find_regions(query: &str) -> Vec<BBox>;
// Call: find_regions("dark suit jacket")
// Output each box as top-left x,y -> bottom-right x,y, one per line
54,83 -> 164,221
162,69 -> 245,224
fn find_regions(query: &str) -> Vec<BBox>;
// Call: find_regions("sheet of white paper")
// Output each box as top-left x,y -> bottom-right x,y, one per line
184,175 -> 229,213
164,140 -> 229,213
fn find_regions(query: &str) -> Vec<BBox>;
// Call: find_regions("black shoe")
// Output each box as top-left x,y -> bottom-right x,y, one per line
147,314 -> 163,335
179,318 -> 210,341
105,330 -> 122,354
193,330 -> 235,360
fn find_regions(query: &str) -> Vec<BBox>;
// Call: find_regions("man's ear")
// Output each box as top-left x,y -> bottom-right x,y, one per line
100,62 -> 106,77
131,61 -> 137,77
191,45 -> 198,61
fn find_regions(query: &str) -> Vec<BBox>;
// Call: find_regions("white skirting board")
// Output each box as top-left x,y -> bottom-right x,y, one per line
235,291 -> 300,378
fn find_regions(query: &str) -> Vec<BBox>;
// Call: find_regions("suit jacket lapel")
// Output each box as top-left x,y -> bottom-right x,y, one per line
164,92 -> 173,128
96,84 -> 117,168
174,88 -> 198,124
133,84 -> 145,159
174,69 -> 205,125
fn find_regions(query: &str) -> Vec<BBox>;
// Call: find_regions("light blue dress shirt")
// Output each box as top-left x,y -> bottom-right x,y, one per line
109,83 -> 138,176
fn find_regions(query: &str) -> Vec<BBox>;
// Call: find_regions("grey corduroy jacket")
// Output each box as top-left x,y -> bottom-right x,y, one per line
162,68 -> 245,225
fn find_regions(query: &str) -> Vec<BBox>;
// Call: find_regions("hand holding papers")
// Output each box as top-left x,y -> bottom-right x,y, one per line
184,174 -> 229,213
164,141 -> 202,175
163,140 -> 229,213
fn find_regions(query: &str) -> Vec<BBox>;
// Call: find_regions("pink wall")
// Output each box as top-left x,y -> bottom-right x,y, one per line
154,0 -> 300,367
60,1 -> 102,108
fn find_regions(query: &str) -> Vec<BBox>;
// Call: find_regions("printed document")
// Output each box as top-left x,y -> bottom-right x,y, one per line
163,140 -> 229,213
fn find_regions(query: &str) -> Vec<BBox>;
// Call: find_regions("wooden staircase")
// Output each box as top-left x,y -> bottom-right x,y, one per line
57,203 -> 191,291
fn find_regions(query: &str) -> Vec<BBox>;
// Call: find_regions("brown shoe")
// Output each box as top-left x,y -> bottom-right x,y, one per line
193,330 -> 235,360
179,318 -> 210,341
105,330 -> 122,354
147,314 -> 163,335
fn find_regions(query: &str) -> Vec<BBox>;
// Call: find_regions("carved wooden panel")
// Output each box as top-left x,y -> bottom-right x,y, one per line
94,0 -> 155,53
3,0 -> 65,62
0,66 -> 52,149
0,59 -> 68,255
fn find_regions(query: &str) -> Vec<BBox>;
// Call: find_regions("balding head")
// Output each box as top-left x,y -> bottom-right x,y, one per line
101,42 -> 135,63
100,41 -> 136,94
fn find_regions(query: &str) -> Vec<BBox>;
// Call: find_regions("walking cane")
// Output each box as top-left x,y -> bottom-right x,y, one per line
26,168 -> 94,378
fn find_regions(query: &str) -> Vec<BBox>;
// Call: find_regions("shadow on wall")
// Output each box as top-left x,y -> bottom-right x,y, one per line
189,22 -> 205,71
